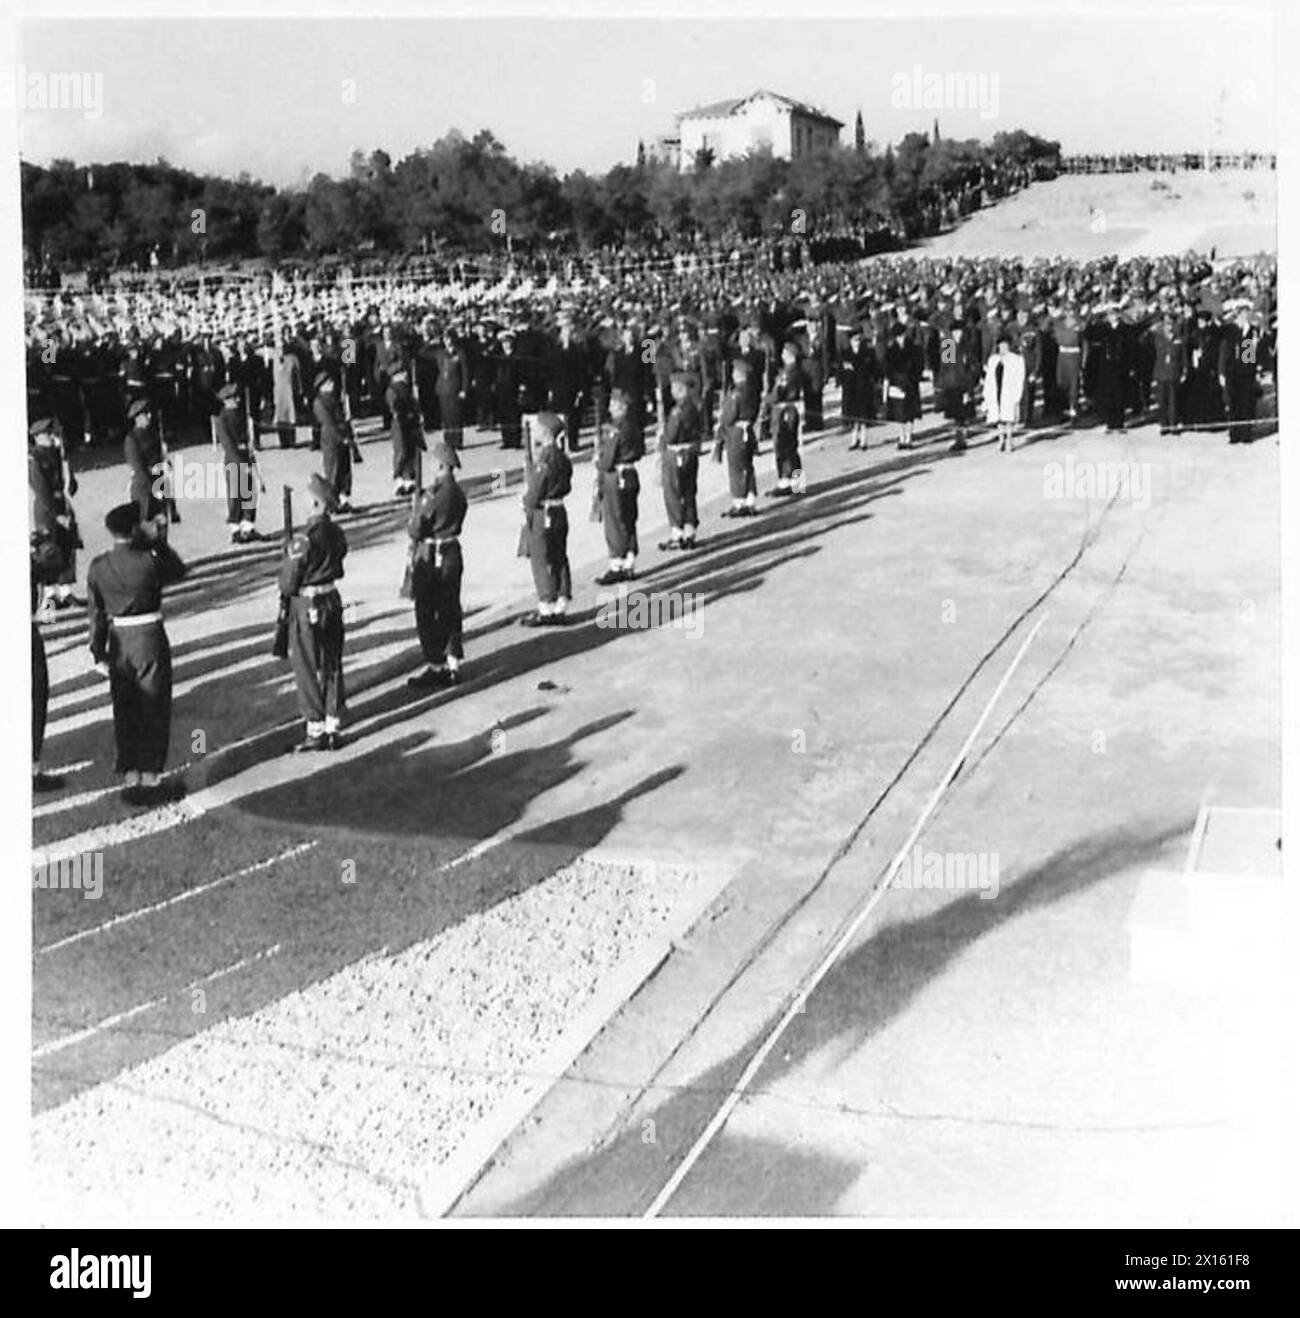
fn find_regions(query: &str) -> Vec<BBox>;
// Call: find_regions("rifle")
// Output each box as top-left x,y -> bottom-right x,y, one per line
342,382 -> 363,464
271,485 -> 293,659
399,449 -> 422,599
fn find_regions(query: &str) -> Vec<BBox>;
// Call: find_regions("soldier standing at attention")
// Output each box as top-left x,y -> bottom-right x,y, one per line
1152,309 -> 1188,435
31,538 -> 63,793
1051,297 -> 1085,422
124,396 -> 167,523
28,417 -> 82,611
762,344 -> 804,496
387,363 -> 423,497
215,382 -> 260,541
594,388 -> 644,584
312,372 -> 355,513
520,412 -> 574,627
279,474 -> 349,751
658,370 -> 702,550
714,355 -> 759,517
407,440 -> 468,689
86,502 -> 187,804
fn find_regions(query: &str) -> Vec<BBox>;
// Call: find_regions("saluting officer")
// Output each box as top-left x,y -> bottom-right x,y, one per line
520,411 -> 574,626
594,388 -> 644,584
280,474 -> 349,752
658,370 -> 702,551
407,439 -> 469,689
86,502 -> 187,804
215,381 -> 260,541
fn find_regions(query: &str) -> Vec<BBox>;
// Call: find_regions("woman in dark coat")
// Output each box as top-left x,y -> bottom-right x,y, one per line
839,324 -> 878,450
884,321 -> 924,449
436,329 -> 471,450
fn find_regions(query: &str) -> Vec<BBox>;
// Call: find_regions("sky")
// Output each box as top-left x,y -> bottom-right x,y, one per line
13,3 -> 1277,186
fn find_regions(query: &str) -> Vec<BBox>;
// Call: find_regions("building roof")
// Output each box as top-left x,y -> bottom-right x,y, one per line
677,89 -> 844,129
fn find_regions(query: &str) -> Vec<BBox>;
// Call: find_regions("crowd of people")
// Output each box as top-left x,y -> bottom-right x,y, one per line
28,230 -> 1277,800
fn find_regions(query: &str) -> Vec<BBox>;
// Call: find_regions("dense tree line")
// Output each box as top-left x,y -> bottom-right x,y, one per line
21,126 -> 1059,275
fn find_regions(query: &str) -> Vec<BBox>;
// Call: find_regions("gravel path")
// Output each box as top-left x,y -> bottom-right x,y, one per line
34,855 -> 702,1220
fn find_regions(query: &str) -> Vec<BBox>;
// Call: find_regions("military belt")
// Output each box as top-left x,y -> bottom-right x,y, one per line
110,612 -> 163,627
299,582 -> 339,599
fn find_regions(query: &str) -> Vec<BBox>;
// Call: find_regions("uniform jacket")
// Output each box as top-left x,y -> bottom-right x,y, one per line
523,445 -> 574,511
278,514 -> 348,596
86,538 -> 186,662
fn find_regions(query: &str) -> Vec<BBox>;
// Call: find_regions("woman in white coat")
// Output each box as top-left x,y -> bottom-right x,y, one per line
983,333 -> 1026,452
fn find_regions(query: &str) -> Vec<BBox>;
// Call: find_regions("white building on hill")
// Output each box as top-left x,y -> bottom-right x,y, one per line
663,89 -> 843,172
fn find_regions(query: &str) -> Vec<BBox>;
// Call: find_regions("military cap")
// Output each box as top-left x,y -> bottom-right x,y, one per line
307,472 -> 340,512
218,382 -> 239,400
313,372 -> 335,392
729,356 -> 751,377
428,438 -> 460,470
105,502 -> 141,537
28,416 -> 56,438
127,397 -> 152,419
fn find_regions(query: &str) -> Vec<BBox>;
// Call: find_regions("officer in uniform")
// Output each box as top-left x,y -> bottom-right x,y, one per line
1092,301 -> 1133,432
312,371 -> 355,512
28,417 -> 82,611
387,363 -> 424,497
123,397 -> 172,524
1219,299 -> 1262,444
1151,309 -> 1188,434
495,329 -> 527,450
407,439 -> 468,688
215,381 -> 260,541
279,473 -> 349,751
658,370 -> 702,550
714,355 -> 760,516
86,502 -> 187,803
520,411 -> 574,626
1051,298 -> 1085,421
594,387 -> 644,584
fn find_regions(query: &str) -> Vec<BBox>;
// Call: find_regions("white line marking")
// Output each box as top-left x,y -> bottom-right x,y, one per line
32,764 -> 194,819
1185,805 -> 1211,874
643,613 -> 1051,1218
36,843 -> 317,956
33,998 -> 165,1060
32,944 -> 283,1060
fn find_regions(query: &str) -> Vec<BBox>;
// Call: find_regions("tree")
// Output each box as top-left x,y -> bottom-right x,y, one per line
854,110 -> 866,154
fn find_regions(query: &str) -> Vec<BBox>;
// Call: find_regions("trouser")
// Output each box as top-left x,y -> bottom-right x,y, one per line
107,621 -> 173,774
662,447 -> 699,529
1155,380 -> 1180,431
224,455 -> 258,524
600,467 -> 639,559
725,426 -> 758,499
1226,377 -> 1257,441
32,621 -> 47,762
803,387 -> 823,432
773,407 -> 802,480
288,593 -> 346,724
438,393 -> 464,449
392,427 -> 421,481
412,543 -> 464,664
322,438 -> 353,500
527,506 -> 571,604
500,412 -> 523,449
1019,377 -> 1037,426
1055,353 -> 1081,413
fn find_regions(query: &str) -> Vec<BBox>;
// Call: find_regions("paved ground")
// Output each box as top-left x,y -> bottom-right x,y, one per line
920,169 -> 1276,260
31,172 -> 1285,1221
